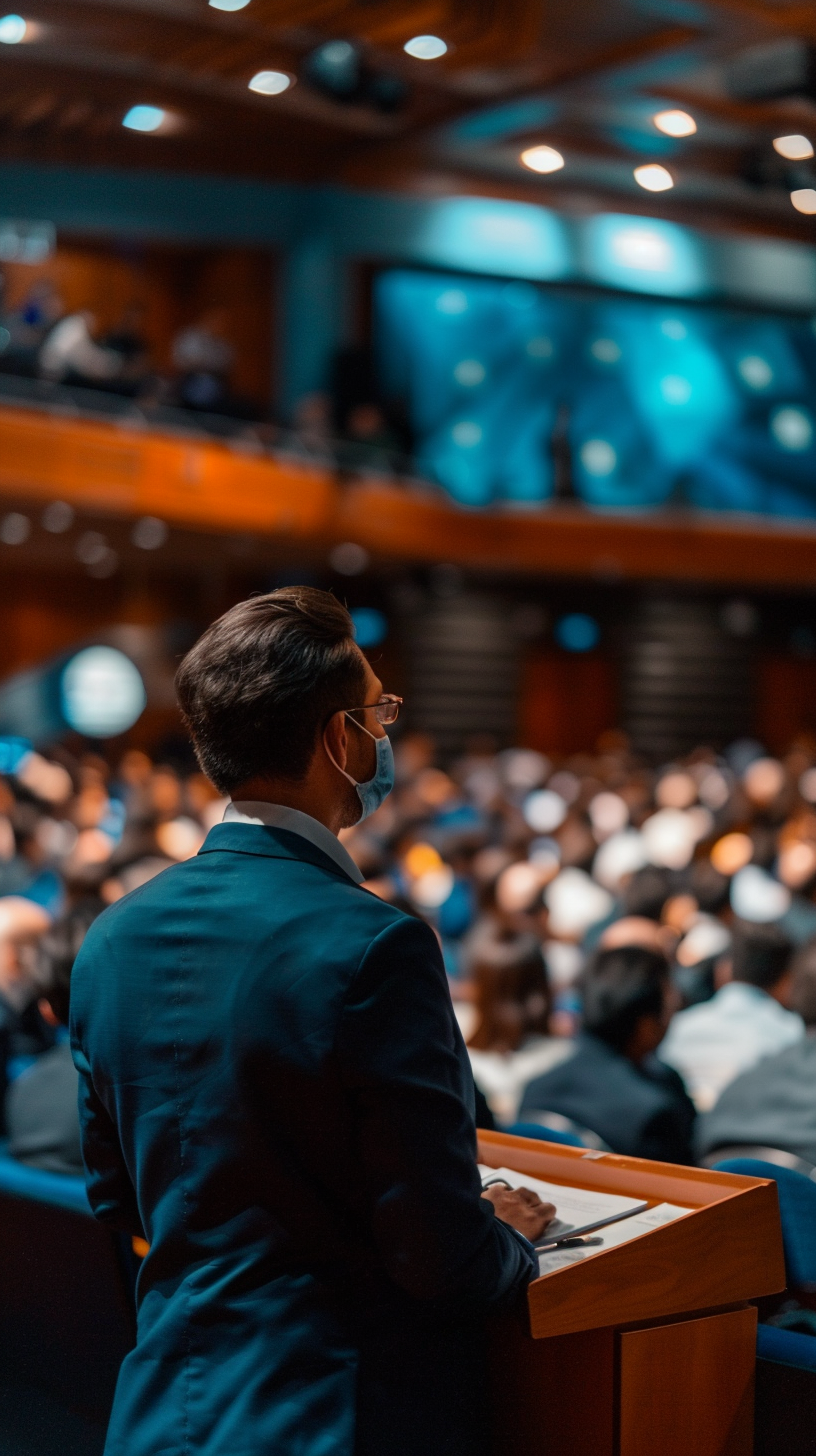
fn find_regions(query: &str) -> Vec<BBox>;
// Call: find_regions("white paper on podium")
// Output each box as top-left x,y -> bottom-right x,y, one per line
478,1163 -> 649,1241
535,1200 -> 692,1276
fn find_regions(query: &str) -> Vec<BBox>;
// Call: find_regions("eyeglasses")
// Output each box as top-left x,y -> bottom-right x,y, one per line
344,694 -> 403,728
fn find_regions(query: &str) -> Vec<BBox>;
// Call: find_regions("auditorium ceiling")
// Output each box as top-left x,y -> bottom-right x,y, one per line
2,0 -> 816,235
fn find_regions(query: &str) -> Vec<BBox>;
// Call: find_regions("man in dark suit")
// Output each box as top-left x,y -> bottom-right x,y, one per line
520,944 -> 696,1164
697,938 -> 816,1165
70,588 -> 553,1456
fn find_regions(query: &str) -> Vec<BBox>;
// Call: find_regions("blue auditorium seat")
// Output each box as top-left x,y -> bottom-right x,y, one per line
0,1146 -> 135,1447
503,1120 -> 585,1148
713,1158 -> 816,1456
0,1150 -> 90,1217
713,1159 -> 816,1289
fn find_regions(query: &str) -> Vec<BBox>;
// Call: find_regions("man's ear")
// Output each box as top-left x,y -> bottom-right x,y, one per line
323,709 -> 349,773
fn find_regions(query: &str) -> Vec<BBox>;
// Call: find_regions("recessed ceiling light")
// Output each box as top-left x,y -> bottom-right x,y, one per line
634,163 -> 674,191
791,188 -> 816,215
248,70 -> 292,95
0,14 -> 26,43
653,109 -> 697,138
774,133 -> 814,160
404,35 -> 447,59
122,105 -> 167,133
520,144 -> 564,174
209,0 -> 251,8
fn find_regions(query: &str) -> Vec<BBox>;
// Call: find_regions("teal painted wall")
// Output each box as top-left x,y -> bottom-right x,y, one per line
1,162 -> 814,415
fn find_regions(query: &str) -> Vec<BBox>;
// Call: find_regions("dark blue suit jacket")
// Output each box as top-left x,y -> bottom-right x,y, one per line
520,1032 -> 696,1165
70,822 -> 536,1456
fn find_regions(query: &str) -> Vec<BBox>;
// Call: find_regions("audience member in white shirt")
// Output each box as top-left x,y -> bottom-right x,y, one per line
659,921 -> 804,1110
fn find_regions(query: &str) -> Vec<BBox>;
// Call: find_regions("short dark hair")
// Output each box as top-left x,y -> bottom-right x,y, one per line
466,928 -> 551,1053
176,588 -> 366,793
581,945 -> 669,1052
38,906 -> 99,1026
622,867 -> 671,921
730,921 -> 792,991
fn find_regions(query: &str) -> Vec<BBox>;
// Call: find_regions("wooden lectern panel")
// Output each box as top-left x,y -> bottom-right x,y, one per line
481,1132 -> 782,1456
619,1306 -> 757,1456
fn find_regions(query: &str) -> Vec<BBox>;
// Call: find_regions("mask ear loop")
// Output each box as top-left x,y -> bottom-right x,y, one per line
324,712 -> 376,789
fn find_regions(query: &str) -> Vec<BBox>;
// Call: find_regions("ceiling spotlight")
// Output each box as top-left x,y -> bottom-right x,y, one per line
0,13 -> 26,43
209,0 -> 251,8
122,105 -> 166,133
303,39 -> 361,100
791,188 -> 816,214
248,70 -> 292,95
634,163 -> 674,191
404,35 -> 447,59
521,144 -> 565,174
653,109 -> 697,138
774,133 -> 814,160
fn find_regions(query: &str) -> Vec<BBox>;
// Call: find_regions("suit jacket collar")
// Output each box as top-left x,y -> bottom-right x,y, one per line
198,822 -> 362,885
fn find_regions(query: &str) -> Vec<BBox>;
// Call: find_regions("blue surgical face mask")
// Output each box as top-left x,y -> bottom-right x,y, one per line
326,717 -> 395,823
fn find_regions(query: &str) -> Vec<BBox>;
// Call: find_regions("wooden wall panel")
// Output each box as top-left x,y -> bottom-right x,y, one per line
2,240 -> 274,408
518,649 -> 618,754
756,656 -> 816,754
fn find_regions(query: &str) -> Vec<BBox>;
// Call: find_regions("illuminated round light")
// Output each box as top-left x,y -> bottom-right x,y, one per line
526,335 -> 554,359
436,288 -> 468,314
451,420 -> 482,448
131,516 -> 168,550
590,337 -> 621,364
580,438 -> 617,476
122,105 -> 166,133
0,512 -> 29,545
209,0 -> 251,8
76,530 -> 108,565
62,647 -> 146,738
653,109 -> 697,138
350,607 -> 388,649
248,70 -> 292,95
737,354 -> 773,390
520,144 -> 565,175
660,374 -> 692,405
634,163 -> 674,192
791,188 -> 816,215
0,14 -> 26,43
774,134 -> 814,161
771,406 -> 813,452
404,34 -> 447,59
41,500 -> 73,533
453,358 -> 485,386
555,613 -> 600,652
523,789 -> 568,833
329,541 -> 369,575
661,318 -> 687,340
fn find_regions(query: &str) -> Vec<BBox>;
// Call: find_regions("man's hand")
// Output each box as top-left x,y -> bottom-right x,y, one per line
481,1184 -> 556,1243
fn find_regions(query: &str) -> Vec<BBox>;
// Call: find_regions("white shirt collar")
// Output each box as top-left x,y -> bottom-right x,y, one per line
223,800 -> 364,884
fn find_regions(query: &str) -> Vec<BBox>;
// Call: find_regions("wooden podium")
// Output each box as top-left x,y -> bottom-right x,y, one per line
479,1130 -> 786,1456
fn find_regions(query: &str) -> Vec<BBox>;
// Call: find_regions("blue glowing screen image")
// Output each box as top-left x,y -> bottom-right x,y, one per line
374,268 -> 816,516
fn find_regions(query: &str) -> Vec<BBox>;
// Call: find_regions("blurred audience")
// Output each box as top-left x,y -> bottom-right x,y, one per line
6,906 -> 99,1174
171,308 -> 235,413
519,945 -> 695,1164
2,729 -> 816,1172
39,310 -> 122,386
697,939 -> 816,1165
659,922 -> 803,1111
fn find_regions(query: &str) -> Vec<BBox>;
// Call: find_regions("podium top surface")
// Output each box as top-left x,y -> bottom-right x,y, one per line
478,1130 -> 786,1340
